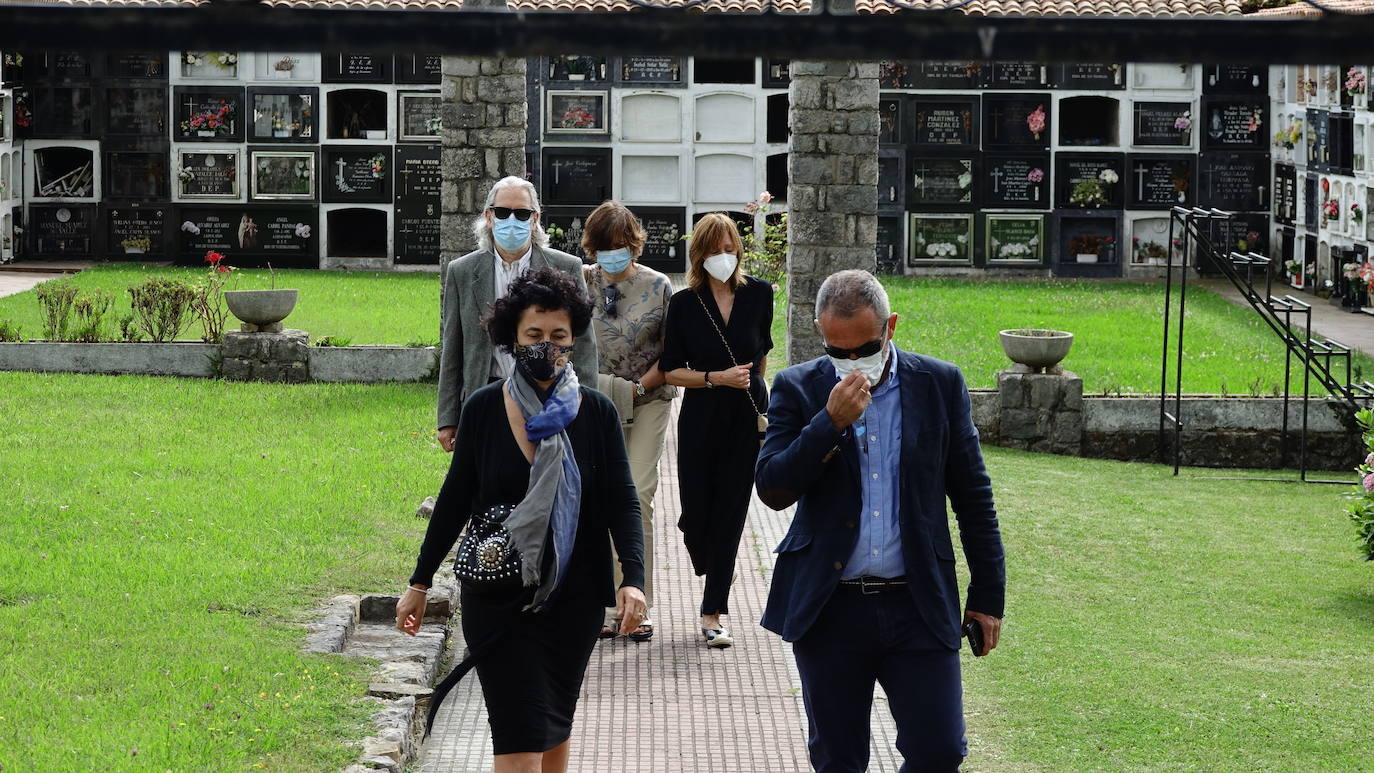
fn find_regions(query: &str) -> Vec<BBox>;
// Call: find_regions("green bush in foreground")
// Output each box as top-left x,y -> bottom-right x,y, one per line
1345,408 -> 1374,561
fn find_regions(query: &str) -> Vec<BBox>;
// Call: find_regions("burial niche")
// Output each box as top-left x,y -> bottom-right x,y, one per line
1058,96 -> 1120,147
328,89 -> 388,140
766,154 -> 787,202
693,58 -> 754,85
327,208 -> 387,258
34,146 -> 95,198
766,94 -> 789,144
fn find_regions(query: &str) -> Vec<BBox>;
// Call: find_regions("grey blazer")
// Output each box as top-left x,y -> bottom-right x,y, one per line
436,244 -> 599,429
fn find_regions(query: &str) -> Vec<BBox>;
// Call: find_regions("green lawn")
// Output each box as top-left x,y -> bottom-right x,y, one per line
963,449 -> 1374,771
1,371 -> 1369,770
0,372 -> 444,772
3,267 -> 1367,394
0,264 -> 440,346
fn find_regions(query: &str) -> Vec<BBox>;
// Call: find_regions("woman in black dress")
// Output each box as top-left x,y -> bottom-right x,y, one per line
661,212 -> 774,648
396,267 -> 647,772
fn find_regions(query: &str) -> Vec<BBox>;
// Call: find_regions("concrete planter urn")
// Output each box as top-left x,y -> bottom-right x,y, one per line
998,328 -> 1074,373
225,289 -> 299,333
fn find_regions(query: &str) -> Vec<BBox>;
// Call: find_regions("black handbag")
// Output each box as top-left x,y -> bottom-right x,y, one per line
454,503 -> 524,590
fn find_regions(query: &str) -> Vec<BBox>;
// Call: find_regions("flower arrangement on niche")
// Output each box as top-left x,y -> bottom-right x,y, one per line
1027,167 -> 1045,184
1235,231 -> 1260,252
560,107 -> 597,130
1068,234 -> 1113,257
1352,202 -> 1365,226
185,52 -> 237,68
1026,105 -> 1046,140
1323,199 -> 1341,224
1069,168 -> 1117,208
1174,110 -> 1192,133
370,153 -> 386,179
274,57 -> 299,73
1346,67 -> 1367,97
879,60 -> 908,88
180,99 -> 234,135
1343,409 -> 1374,561
1134,237 -> 1169,263
2,53 -> 21,68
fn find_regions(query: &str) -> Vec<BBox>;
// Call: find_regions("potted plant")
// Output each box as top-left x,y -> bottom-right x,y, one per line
1068,234 -> 1107,263
121,236 -> 152,255
273,56 -> 299,79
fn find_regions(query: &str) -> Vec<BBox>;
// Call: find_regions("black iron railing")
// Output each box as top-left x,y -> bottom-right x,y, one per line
1159,206 -> 1373,481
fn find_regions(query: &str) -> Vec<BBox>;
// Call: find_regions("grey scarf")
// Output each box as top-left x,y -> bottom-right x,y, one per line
504,367 -> 583,611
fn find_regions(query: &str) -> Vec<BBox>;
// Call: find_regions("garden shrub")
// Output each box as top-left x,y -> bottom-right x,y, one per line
72,288 -> 114,343
1346,409 -> 1374,561
0,319 -> 23,342
128,277 -> 197,343
34,277 -> 79,341
117,314 -> 141,343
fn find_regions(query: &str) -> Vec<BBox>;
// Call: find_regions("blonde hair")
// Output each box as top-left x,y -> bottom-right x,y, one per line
687,213 -> 745,292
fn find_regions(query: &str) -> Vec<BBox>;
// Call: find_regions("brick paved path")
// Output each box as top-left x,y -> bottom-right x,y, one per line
418,401 -> 906,772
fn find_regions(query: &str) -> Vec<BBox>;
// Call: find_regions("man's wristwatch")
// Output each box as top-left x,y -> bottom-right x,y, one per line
703,371 -> 714,388
634,381 -> 647,397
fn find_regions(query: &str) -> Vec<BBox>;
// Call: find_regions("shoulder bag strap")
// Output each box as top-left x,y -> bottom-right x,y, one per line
694,291 -> 765,418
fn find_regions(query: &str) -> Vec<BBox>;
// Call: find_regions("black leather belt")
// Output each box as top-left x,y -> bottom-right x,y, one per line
837,575 -> 908,595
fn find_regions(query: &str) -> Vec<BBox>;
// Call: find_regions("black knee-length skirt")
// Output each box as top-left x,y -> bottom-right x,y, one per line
460,585 -> 604,755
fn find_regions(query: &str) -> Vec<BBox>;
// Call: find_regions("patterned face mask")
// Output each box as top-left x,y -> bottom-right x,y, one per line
513,340 -> 574,382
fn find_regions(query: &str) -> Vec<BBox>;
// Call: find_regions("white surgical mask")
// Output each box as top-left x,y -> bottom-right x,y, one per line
703,253 -> 738,283
830,345 -> 888,387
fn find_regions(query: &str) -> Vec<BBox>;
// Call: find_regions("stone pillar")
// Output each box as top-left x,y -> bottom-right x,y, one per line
438,56 -> 527,266
996,370 -> 1084,455
222,330 -> 311,383
784,60 -> 880,365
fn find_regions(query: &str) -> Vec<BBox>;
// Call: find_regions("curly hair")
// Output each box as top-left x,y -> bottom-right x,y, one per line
484,266 -> 594,351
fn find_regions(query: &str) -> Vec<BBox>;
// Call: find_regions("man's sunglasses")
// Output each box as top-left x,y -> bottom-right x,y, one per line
490,207 -> 536,221
822,338 -> 884,360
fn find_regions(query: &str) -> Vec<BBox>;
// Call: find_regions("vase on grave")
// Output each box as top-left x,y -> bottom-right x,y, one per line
225,289 -> 298,333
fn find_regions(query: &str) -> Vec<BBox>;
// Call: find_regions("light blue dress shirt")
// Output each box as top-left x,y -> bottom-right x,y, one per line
841,342 -> 905,580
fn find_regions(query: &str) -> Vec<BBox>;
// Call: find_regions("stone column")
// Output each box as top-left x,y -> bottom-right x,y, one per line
438,56 -> 527,265
784,60 -> 880,365
996,370 -> 1084,455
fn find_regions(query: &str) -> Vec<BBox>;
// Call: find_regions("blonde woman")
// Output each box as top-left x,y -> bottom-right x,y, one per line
660,213 -> 774,648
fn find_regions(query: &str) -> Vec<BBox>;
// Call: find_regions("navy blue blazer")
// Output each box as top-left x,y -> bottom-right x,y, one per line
755,348 -> 1005,648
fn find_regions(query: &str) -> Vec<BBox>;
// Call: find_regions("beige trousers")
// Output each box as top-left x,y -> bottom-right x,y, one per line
609,397 -> 672,614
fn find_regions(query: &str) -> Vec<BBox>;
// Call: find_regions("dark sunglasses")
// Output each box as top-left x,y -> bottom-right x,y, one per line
822,338 -> 884,360
490,206 -> 536,221
602,284 -> 619,318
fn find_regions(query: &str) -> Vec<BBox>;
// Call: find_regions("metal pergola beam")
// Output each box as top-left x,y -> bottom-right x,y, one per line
0,5 -> 1369,64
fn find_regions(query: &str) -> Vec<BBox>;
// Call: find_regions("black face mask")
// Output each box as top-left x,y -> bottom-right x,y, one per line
513,341 -> 573,382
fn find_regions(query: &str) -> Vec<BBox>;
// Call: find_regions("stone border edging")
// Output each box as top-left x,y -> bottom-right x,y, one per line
0,340 -> 438,384
302,565 -> 460,773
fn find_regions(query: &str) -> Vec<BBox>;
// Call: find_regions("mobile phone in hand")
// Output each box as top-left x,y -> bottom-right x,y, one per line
962,620 -> 985,657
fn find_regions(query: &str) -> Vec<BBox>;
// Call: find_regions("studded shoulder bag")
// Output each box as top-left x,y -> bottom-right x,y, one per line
454,503 -> 524,591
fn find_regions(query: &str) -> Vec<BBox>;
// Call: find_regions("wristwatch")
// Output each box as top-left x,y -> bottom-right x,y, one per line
703,371 -> 715,388
634,381 -> 647,397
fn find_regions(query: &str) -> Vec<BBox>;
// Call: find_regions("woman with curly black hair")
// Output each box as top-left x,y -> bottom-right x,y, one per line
396,266 -> 646,773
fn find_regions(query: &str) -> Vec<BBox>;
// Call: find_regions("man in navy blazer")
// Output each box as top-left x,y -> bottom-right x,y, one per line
756,270 -> 1005,772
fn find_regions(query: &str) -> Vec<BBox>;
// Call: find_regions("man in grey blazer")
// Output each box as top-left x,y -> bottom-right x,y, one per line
436,176 -> 599,451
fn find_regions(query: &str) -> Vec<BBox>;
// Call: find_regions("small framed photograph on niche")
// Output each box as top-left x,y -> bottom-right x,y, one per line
545,90 -> 608,136
248,87 -> 317,142
250,149 -> 317,201
399,93 -> 442,142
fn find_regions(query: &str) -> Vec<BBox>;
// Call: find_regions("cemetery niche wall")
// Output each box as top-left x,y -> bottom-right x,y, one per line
6,54 -> 1370,281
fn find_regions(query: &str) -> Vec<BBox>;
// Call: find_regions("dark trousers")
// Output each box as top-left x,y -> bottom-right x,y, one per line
792,587 -> 967,773
676,401 -> 756,616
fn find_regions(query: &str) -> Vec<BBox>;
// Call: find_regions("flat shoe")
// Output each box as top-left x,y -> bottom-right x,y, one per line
702,627 -> 733,648
599,619 -> 620,640
628,620 -> 654,642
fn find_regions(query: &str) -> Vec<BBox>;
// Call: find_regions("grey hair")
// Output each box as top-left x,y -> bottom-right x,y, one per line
472,176 -> 550,252
815,270 -> 890,332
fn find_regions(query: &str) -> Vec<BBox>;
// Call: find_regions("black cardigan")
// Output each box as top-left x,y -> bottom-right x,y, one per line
409,380 -> 645,606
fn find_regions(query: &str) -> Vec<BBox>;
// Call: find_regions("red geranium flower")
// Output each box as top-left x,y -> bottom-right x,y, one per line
205,250 -> 225,265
